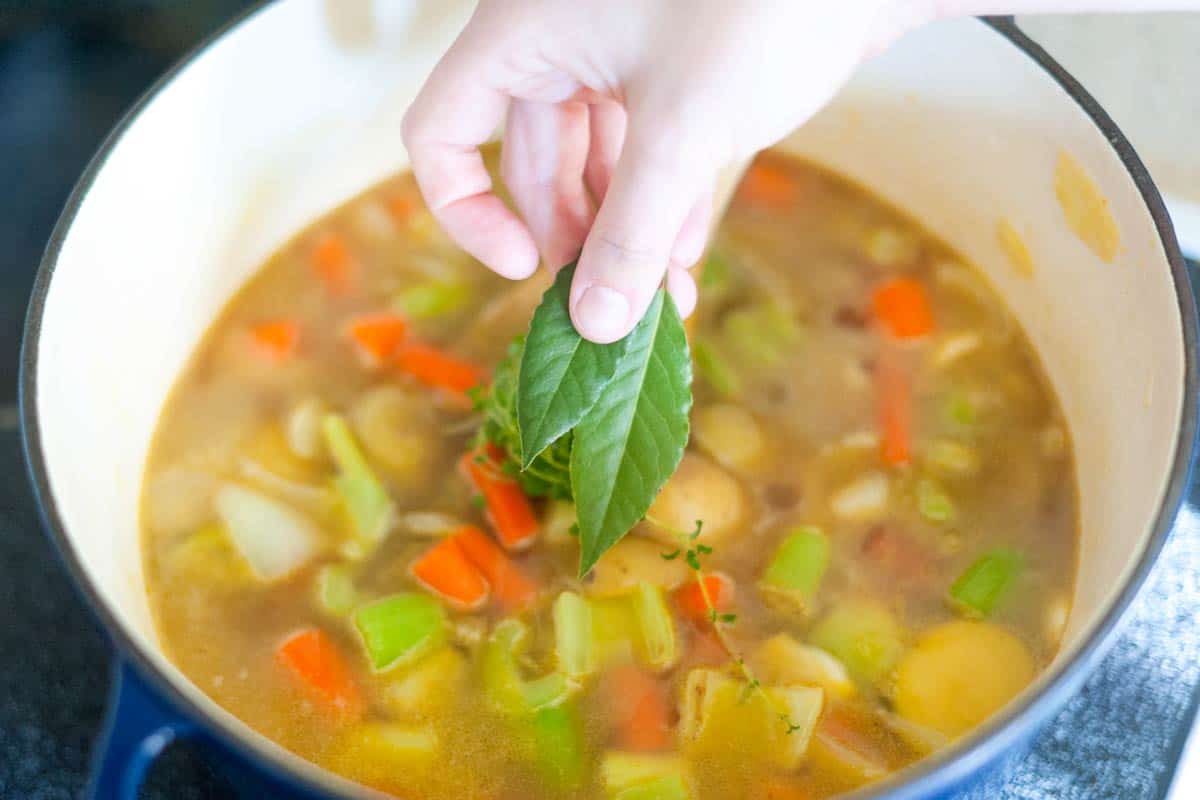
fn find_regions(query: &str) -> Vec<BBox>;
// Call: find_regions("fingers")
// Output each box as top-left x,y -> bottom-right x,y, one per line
401,29 -> 539,279
666,266 -> 698,318
570,125 -> 714,343
584,101 -> 627,205
501,99 -> 594,272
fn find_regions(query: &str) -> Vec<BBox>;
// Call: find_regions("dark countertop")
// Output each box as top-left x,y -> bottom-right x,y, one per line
1,5 -> 1197,799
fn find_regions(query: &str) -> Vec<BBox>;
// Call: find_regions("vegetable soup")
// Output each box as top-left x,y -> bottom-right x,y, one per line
142,150 -> 1077,799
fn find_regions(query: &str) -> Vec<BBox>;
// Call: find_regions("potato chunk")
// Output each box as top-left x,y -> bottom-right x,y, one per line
645,453 -> 747,546
893,621 -> 1034,737
587,537 -> 690,597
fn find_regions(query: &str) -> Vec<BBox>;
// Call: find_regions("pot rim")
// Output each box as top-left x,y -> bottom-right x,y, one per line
17,5 -> 1198,798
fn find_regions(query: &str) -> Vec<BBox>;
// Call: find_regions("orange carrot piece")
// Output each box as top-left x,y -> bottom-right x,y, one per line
411,536 -> 490,611
459,447 -> 539,551
609,665 -> 673,752
251,320 -> 300,361
347,313 -> 407,367
763,778 -> 814,800
876,353 -> 912,467
739,162 -> 796,208
276,628 -> 363,719
387,195 -> 415,221
312,233 -> 355,295
452,525 -> 538,611
872,277 -> 934,339
672,573 -> 734,626
397,344 -> 487,395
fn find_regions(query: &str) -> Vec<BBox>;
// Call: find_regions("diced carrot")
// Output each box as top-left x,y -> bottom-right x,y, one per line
876,353 -> 912,467
608,665 -> 673,752
347,313 -> 408,367
312,233 -> 355,295
397,344 -> 487,395
763,778 -> 814,800
452,525 -> 538,611
276,628 -> 363,720
459,447 -> 539,551
387,195 -> 416,222
672,573 -> 734,626
411,536 -> 490,611
739,162 -> 796,208
251,320 -> 300,361
872,277 -> 934,339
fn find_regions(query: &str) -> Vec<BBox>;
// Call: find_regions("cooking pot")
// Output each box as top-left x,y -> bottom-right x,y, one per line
19,1 -> 1198,798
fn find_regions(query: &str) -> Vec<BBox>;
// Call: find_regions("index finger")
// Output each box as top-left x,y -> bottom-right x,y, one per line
401,30 -> 539,279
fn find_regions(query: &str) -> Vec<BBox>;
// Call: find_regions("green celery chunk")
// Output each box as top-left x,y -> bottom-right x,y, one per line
632,582 -> 678,671
531,704 -> 586,792
483,619 -> 573,715
395,281 -> 469,319
810,600 -> 904,685
759,527 -> 830,608
354,593 -> 446,672
949,548 -> 1023,618
602,753 -> 690,800
322,414 -> 396,558
314,563 -> 358,616
614,775 -> 691,800
693,338 -> 740,397
916,479 -> 956,523
554,591 -> 596,679
722,304 -> 800,366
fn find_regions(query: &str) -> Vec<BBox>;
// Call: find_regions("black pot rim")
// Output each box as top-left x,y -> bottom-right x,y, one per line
18,6 -> 1199,799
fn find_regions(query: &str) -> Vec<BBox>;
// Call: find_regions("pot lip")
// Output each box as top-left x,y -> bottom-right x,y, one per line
18,7 -> 1198,799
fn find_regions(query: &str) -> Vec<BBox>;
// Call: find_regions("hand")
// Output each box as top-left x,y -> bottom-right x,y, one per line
402,0 -> 934,342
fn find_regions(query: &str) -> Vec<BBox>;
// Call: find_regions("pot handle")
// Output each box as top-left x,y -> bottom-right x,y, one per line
86,661 -> 197,799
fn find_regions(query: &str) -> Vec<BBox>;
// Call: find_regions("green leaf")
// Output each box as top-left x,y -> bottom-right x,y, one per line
572,290 -> 692,576
517,264 -> 626,468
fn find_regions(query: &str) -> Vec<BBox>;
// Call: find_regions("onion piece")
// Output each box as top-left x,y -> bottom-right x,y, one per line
214,484 -> 321,581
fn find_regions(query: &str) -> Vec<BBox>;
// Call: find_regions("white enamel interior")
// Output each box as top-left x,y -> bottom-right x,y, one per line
31,0 -> 1185,794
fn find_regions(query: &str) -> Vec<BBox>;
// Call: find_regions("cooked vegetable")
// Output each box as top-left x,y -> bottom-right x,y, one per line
460,446 -> 539,551
645,453 -> 746,547
916,478 -> 955,523
673,573 -> 734,626
829,472 -> 889,522
553,591 -> 596,680
482,619 -> 573,715
876,355 -> 912,467
949,548 -> 1023,617
933,332 -> 982,369
531,704 -> 586,792
679,668 -> 740,743
379,646 -> 466,719
214,484 -> 321,581
692,338 -> 741,397
588,536 -> 690,597
454,525 -> 538,611
330,722 -> 438,786
346,312 -> 407,367
739,162 -> 796,208
322,414 -> 396,559
353,593 -> 446,672
395,281 -> 469,320
311,232 -> 355,295
397,344 -> 486,395
410,536 -> 490,611
276,628 -> 363,719
864,226 -> 920,267
613,773 -> 691,800
350,386 -> 430,481
238,458 -> 336,517
285,397 -> 328,461
893,621 -> 1034,737
633,582 -> 679,671
752,634 -> 856,698
924,439 -> 980,477
251,320 -> 300,361
807,708 -> 888,788
759,527 -> 830,610
810,600 -> 904,685
314,564 -> 358,617
693,404 -> 765,470
609,666 -> 672,752
767,684 -> 824,769
721,304 -> 801,367
873,277 -> 933,339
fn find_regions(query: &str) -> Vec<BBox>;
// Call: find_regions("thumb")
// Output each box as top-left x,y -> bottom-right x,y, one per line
570,124 -> 713,343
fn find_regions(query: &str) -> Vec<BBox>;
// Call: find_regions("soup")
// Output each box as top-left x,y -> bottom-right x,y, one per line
142,150 -> 1077,799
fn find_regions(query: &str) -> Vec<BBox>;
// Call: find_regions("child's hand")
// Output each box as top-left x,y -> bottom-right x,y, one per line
402,0 -> 932,342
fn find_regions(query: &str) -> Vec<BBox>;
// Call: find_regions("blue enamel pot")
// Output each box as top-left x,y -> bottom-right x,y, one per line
19,2 -> 1198,798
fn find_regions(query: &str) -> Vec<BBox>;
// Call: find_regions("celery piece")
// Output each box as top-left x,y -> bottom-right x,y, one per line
314,563 -> 358,616
531,704 -> 586,792
759,527 -> 830,609
395,281 -> 469,319
722,304 -> 800,366
614,775 -> 691,800
767,685 -> 824,769
322,414 -> 397,558
483,619 -> 573,715
810,600 -> 904,685
693,338 -> 741,397
949,548 -> 1023,618
601,753 -> 688,795
633,582 -> 678,671
917,479 -> 956,523
354,593 -> 446,672
554,591 -> 596,679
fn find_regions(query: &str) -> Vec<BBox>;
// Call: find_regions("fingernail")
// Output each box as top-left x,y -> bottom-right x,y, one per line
572,285 -> 630,343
